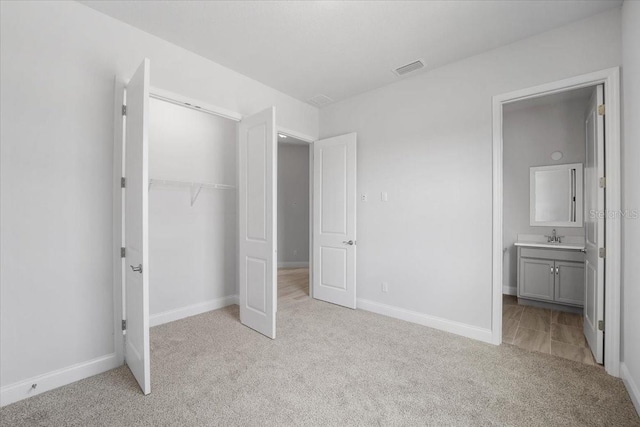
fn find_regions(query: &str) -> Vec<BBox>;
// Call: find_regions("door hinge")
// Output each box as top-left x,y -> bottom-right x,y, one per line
121,320 -> 127,331
599,177 -> 606,188
598,104 -> 605,116
121,177 -> 126,188
122,105 -> 127,116
120,247 -> 126,258
598,320 -> 604,331
599,247 -> 606,258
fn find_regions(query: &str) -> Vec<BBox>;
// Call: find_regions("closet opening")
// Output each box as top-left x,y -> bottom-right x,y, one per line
276,133 -> 312,308
148,95 -> 238,328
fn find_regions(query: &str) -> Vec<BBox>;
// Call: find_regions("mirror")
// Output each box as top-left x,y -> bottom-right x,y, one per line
530,163 -> 583,227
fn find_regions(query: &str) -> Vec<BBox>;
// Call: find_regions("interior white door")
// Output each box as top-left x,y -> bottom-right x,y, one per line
584,84 -> 605,364
238,107 -> 277,339
312,133 -> 357,309
124,58 -> 151,393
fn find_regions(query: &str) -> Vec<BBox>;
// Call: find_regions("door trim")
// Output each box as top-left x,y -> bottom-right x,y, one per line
491,67 -> 621,376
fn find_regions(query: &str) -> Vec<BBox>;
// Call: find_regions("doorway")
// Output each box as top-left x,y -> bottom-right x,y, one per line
492,68 -> 622,376
276,134 -> 312,307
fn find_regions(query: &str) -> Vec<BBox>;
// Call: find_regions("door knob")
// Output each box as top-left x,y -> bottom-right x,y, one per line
343,240 -> 355,246
130,264 -> 143,273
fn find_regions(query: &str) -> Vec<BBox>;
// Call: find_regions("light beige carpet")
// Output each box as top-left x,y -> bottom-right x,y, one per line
1,297 -> 638,426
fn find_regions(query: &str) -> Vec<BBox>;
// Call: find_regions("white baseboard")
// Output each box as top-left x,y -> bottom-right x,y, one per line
0,353 -> 120,407
621,362 -> 640,416
277,261 -> 309,268
503,286 -> 517,296
149,295 -> 238,327
356,298 -> 493,344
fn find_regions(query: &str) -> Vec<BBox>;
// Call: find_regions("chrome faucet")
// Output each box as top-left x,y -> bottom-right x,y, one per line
546,229 -> 564,244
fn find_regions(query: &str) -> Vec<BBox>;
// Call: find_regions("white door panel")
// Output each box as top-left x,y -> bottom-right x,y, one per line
124,59 -> 151,394
238,107 -> 277,339
313,133 -> 357,309
584,84 -> 605,364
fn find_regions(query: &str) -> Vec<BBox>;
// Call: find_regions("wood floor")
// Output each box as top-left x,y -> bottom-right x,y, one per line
278,267 -> 309,305
502,294 -> 598,366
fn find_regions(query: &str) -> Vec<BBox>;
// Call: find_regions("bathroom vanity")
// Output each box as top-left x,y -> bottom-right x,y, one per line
515,240 -> 585,310
515,162 -> 586,311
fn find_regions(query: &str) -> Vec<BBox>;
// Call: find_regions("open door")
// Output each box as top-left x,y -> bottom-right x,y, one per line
124,59 -> 151,393
584,84 -> 605,364
238,107 -> 277,339
312,133 -> 357,309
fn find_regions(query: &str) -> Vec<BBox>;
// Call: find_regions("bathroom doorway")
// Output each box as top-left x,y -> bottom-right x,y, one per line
492,68 -> 622,376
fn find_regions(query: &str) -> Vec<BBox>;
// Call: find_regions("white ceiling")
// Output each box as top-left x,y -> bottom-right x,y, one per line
80,0 -> 621,107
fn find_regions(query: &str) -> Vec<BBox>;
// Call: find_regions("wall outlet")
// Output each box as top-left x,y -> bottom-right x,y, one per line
381,282 -> 389,293
381,191 -> 388,202
361,193 -> 368,202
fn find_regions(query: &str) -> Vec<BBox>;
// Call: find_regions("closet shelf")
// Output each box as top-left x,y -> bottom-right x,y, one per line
148,178 -> 236,206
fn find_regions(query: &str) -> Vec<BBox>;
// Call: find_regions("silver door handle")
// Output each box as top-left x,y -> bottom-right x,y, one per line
130,264 -> 143,273
343,240 -> 355,246
550,266 -> 554,274
555,266 -> 559,275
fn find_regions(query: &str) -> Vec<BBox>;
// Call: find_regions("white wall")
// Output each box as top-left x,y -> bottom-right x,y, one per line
320,8 -> 621,335
149,99 -> 237,321
503,97 -> 587,293
0,0 -> 317,403
621,0 -> 640,414
277,143 -> 310,266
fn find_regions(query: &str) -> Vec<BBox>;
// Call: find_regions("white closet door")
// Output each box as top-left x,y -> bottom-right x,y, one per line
124,58 -> 151,394
584,84 -> 605,364
312,133 -> 357,309
238,107 -> 277,339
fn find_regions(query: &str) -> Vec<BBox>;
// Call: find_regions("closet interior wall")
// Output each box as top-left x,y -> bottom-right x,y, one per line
148,98 -> 238,323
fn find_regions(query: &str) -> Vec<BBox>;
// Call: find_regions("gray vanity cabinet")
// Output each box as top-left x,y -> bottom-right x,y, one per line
517,247 -> 585,307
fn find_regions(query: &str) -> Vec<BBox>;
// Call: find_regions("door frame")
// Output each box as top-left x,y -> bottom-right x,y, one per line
491,67 -> 621,377
276,128 -> 315,299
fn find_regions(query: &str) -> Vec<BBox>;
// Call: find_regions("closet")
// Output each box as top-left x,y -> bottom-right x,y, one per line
148,97 -> 237,326
120,58 -> 279,396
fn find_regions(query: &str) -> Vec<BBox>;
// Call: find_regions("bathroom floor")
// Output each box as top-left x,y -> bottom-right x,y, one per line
502,295 -> 598,366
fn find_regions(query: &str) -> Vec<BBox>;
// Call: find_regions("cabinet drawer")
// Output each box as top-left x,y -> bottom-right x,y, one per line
519,247 -> 584,263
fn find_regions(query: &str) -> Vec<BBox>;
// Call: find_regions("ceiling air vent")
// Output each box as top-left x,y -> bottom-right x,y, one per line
307,94 -> 333,108
392,59 -> 425,77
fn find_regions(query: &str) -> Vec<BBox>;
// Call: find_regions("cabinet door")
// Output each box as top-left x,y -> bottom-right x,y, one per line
519,258 -> 555,301
555,261 -> 585,306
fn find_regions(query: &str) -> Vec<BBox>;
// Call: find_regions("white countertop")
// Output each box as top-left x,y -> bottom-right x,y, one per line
514,234 -> 585,251
514,241 -> 585,251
